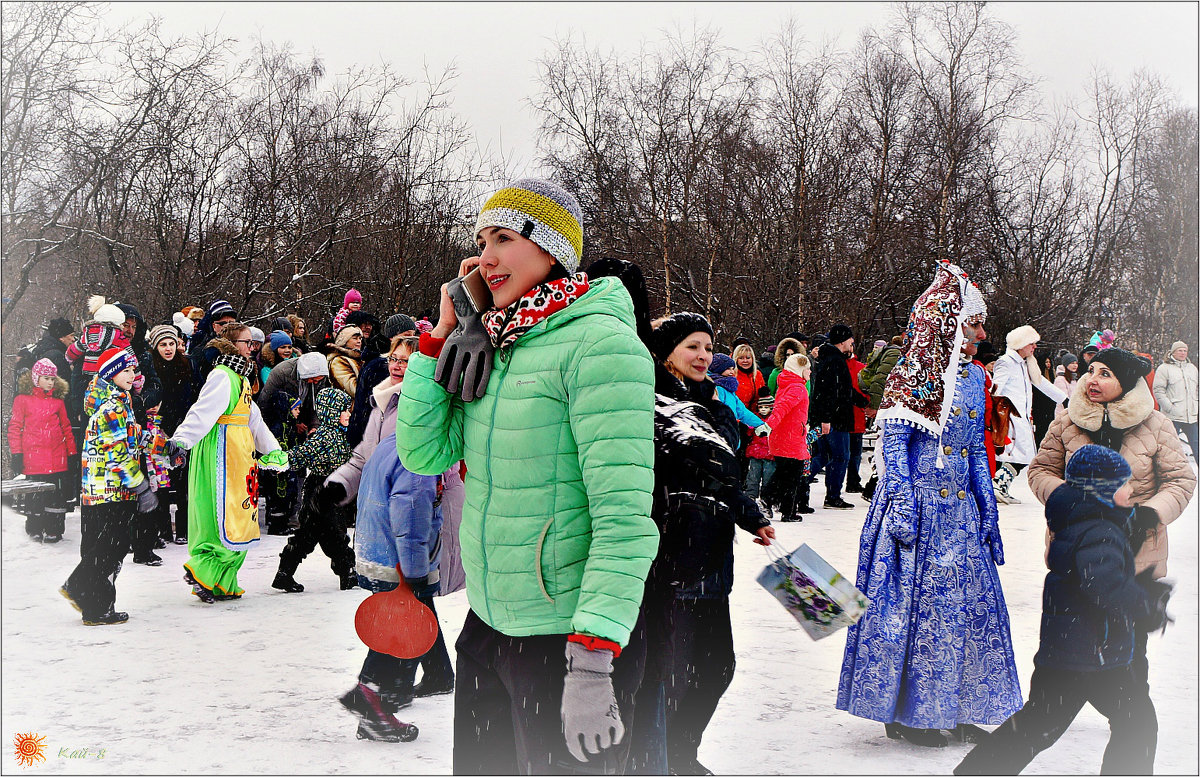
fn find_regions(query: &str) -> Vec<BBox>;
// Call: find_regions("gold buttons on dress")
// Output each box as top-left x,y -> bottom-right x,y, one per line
952,407 -> 962,416
961,448 -> 969,458
940,488 -> 949,498
969,410 -> 978,419
943,445 -> 953,454
961,369 -> 970,378
957,490 -> 967,499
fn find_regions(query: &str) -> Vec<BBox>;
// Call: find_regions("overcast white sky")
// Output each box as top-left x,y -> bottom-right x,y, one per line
112,2 -> 1198,178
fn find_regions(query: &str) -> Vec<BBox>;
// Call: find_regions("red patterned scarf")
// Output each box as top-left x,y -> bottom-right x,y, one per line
482,273 -> 590,351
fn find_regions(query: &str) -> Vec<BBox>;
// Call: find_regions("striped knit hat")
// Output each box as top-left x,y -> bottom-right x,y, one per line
98,347 -> 138,382
147,324 -> 180,349
474,179 -> 584,273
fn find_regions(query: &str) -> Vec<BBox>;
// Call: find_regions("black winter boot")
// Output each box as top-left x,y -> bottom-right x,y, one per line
272,572 -> 305,593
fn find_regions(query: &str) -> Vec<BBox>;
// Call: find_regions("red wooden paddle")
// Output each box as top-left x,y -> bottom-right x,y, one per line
354,566 -> 439,659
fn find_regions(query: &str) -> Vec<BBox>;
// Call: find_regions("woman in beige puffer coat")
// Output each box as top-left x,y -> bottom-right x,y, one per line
1028,348 -> 1195,579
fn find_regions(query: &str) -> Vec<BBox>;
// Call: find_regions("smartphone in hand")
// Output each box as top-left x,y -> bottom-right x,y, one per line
461,267 -> 494,313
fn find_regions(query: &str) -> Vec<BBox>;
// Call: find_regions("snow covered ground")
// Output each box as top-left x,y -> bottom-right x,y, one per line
3,470 -> 1196,775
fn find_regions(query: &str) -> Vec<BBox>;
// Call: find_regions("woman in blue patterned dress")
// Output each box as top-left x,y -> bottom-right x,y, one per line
837,262 -> 1022,747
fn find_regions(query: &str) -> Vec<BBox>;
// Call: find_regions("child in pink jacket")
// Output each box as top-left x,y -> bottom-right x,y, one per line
8,359 -> 77,541
761,354 -> 812,521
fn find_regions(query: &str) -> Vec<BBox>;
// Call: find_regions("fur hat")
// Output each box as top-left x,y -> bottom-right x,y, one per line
649,312 -> 713,363
269,330 -> 293,350
334,326 -> 363,350
709,353 -> 736,375
344,288 -> 363,307
1089,348 -> 1153,394
297,351 -> 329,379
784,353 -> 810,375
1006,325 -> 1040,352
827,324 -> 853,346
1065,444 -> 1132,507
86,295 -> 125,327
31,358 -> 58,380
98,347 -> 137,383
385,314 -> 416,339
475,178 -> 584,274
147,324 -> 180,350
46,318 -> 74,339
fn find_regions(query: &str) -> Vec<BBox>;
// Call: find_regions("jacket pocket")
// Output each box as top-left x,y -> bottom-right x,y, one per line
534,516 -> 555,603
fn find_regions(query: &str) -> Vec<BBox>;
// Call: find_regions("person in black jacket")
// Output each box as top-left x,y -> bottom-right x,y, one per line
147,324 -> 195,545
30,318 -> 78,501
31,318 -> 75,390
955,444 -> 1171,775
189,299 -> 238,387
809,324 -> 869,509
642,311 -> 775,776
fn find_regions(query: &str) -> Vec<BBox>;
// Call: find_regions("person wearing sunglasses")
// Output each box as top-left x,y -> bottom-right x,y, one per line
166,321 -> 288,603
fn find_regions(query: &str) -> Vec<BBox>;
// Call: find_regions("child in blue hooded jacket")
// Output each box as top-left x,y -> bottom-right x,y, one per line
337,431 -> 452,743
956,444 -> 1172,775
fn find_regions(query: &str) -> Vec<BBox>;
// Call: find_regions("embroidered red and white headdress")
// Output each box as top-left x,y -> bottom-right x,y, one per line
876,261 -> 987,438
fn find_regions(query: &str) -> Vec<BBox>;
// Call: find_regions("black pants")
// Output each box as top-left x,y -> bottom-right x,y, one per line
23,472 -> 68,538
955,663 -> 1157,775
763,457 -> 810,517
278,474 -> 354,578
453,609 -> 646,775
665,596 -> 735,769
262,468 -> 299,534
357,578 -> 455,697
847,432 -> 864,489
64,500 -> 135,619
1173,420 -> 1198,462
156,463 -> 189,541
130,506 -> 159,558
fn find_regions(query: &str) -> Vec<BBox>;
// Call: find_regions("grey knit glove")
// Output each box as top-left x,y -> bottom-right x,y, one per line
132,478 -> 159,514
561,641 -> 624,762
433,276 -> 494,402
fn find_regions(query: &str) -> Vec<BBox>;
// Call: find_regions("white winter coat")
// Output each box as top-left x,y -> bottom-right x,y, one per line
992,350 -> 1068,464
1153,357 -> 1198,424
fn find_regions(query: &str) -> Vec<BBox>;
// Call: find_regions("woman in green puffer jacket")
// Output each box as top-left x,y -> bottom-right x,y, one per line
395,179 -> 657,774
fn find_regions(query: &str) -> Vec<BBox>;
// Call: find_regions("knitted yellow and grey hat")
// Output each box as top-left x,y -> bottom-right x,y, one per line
474,178 -> 584,273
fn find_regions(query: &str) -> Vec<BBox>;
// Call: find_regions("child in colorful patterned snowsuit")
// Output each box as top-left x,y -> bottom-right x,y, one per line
273,386 -> 356,591
60,348 -> 164,625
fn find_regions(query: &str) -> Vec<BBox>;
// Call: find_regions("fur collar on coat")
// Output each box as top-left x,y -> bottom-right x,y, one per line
1067,377 -> 1154,432
17,372 -> 69,399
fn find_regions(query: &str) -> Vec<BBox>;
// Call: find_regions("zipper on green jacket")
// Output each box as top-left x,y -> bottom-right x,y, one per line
477,357 -> 507,625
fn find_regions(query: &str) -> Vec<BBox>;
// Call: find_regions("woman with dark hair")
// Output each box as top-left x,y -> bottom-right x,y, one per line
1028,347 -> 1195,749
648,312 -> 774,774
147,325 -> 195,545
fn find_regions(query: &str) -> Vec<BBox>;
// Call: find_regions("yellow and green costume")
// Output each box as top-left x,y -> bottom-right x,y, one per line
170,358 -> 287,597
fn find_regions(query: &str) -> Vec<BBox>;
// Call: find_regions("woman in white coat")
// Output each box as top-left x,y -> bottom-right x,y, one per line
990,325 -> 1067,503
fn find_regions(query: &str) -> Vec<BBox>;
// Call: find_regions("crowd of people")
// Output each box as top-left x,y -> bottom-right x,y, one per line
6,176 -> 1198,775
